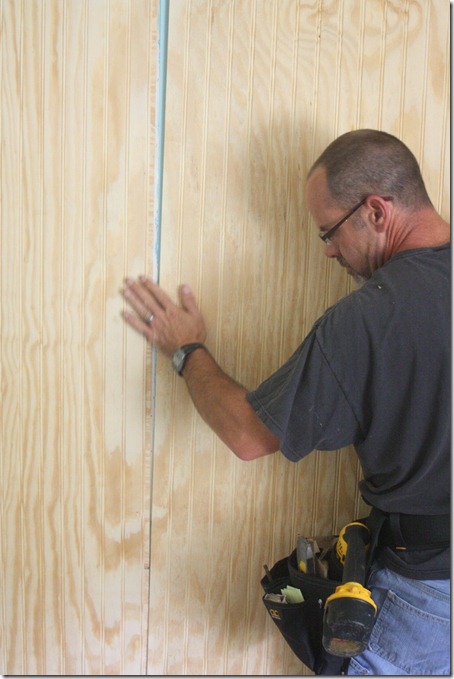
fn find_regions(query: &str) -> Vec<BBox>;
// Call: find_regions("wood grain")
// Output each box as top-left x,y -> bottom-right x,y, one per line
1,0 -> 155,673
0,0 -> 449,675
148,0 -> 450,675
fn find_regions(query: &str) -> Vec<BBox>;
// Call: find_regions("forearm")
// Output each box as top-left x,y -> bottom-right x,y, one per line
121,277 -> 279,459
182,347 -> 280,460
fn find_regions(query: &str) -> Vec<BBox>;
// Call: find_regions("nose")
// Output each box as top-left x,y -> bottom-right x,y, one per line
323,241 -> 340,258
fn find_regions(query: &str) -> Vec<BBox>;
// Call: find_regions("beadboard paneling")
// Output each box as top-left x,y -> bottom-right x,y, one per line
148,0 -> 449,675
0,1 -> 155,674
0,0 -> 449,676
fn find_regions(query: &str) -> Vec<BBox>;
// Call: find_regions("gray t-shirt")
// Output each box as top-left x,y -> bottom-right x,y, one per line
247,245 -> 450,575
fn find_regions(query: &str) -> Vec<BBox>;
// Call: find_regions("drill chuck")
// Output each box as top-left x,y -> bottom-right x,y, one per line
323,582 -> 377,657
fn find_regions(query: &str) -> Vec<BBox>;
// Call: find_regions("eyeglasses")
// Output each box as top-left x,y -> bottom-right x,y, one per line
318,196 -> 393,245
318,198 -> 367,245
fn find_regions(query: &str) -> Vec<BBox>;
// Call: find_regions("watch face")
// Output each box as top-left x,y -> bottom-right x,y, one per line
172,343 -> 204,375
172,348 -> 185,373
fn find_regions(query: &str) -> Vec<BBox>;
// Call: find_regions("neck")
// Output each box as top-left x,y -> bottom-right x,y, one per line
385,207 -> 450,261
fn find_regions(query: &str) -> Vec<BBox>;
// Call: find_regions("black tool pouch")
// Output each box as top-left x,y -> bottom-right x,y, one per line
261,549 -> 348,675
261,512 -> 388,674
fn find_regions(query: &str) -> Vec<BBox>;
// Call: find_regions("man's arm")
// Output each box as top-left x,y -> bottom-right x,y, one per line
121,277 -> 280,460
181,347 -> 280,459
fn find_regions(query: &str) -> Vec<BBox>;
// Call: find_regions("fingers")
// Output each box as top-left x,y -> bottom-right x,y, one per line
121,308 -> 155,339
141,277 -> 175,310
120,276 -> 207,354
122,277 -> 163,321
122,277 -> 198,323
120,278 -> 159,344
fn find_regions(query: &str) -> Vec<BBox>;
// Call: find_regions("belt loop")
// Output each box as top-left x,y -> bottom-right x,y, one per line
365,507 -> 388,571
389,513 -> 407,550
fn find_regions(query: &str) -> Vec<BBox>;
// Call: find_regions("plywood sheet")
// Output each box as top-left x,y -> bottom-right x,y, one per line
0,0 -> 155,673
0,0 -> 449,675
148,0 -> 450,675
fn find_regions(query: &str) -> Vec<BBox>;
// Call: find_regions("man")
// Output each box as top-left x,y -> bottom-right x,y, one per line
121,130 -> 450,674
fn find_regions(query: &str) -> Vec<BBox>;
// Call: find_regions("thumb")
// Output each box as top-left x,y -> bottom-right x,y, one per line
179,284 -> 199,314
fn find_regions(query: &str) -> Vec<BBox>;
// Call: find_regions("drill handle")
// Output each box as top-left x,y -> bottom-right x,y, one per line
342,523 -> 370,585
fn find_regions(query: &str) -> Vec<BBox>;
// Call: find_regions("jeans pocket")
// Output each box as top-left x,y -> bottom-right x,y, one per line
368,588 -> 450,674
347,656 -> 371,675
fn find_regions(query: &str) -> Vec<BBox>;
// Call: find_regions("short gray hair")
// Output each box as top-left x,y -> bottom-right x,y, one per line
308,129 -> 432,210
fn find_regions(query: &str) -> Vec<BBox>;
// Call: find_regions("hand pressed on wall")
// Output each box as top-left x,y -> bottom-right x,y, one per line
121,276 -> 207,356
121,275 -> 279,460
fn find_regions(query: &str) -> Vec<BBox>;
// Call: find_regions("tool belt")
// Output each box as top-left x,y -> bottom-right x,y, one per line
374,509 -> 450,551
261,546 -> 348,675
260,509 -> 450,675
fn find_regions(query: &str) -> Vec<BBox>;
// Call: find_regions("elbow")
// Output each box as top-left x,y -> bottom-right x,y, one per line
232,446 -> 273,461
229,432 -> 281,461
216,399 -> 281,461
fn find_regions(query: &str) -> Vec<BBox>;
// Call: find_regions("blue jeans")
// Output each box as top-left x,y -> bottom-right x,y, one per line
347,564 -> 450,675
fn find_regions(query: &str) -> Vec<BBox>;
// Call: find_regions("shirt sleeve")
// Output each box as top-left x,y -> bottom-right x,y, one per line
246,328 -> 363,462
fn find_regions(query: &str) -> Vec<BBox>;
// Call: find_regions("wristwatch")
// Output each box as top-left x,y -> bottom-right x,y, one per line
171,343 -> 206,376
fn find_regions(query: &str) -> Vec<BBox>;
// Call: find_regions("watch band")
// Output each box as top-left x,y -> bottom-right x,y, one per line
171,343 -> 206,376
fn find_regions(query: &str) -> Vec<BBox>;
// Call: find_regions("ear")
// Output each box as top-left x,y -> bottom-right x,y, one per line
365,196 -> 392,233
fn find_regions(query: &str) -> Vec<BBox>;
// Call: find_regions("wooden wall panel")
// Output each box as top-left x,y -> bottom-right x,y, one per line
0,1 -> 155,674
0,0 -> 449,676
148,0 -> 449,675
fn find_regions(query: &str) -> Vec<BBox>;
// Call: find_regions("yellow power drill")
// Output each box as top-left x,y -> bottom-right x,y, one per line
322,522 -> 377,658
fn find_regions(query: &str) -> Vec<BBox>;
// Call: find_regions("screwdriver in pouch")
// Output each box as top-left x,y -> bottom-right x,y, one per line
322,522 -> 377,658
